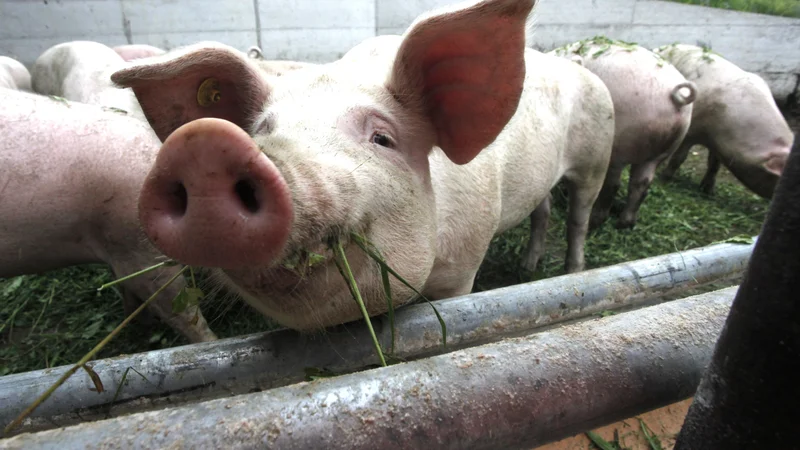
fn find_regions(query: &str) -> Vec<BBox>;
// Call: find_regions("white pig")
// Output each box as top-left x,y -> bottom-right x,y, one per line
110,0 -> 614,330
551,37 -> 697,229
655,44 -> 794,198
246,45 -> 317,76
0,56 -> 31,91
31,41 -> 146,121
0,89 -> 216,343
113,44 -> 166,61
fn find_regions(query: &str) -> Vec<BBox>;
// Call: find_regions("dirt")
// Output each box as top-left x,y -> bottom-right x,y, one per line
533,398 -> 694,450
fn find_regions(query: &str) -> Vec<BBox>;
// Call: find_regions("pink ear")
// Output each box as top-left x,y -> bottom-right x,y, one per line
389,0 -> 535,165
111,44 -> 269,142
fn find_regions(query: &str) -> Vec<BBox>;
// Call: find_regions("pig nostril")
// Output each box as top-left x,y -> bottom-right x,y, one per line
234,179 -> 260,213
166,182 -> 188,218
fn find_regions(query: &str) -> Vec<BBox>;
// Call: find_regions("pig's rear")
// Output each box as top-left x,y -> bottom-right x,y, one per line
657,44 -> 794,198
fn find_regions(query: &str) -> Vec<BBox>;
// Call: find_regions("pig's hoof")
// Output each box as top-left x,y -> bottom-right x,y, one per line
589,215 -> 607,231
615,218 -> 636,230
565,262 -> 585,273
700,183 -> 716,195
520,257 -> 540,273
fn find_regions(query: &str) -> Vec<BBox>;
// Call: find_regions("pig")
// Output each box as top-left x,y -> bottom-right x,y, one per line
0,88 -> 216,343
0,56 -> 31,91
551,37 -> 697,229
31,41 -> 146,121
110,0 -> 614,331
246,45 -> 317,76
655,44 -> 794,198
113,44 -> 166,61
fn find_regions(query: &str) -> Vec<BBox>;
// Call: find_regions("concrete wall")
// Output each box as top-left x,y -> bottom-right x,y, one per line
1,0 -> 798,101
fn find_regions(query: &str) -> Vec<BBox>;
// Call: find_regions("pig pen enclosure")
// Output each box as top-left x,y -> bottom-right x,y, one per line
1,0 -> 799,447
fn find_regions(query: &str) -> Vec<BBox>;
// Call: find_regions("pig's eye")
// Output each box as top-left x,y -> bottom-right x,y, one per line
371,133 -> 394,148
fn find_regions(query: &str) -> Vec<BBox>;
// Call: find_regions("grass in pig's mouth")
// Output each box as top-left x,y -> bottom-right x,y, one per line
3,233 -> 446,433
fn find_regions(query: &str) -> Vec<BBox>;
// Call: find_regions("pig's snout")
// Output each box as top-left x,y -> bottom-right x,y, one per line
764,151 -> 788,176
138,118 -> 293,270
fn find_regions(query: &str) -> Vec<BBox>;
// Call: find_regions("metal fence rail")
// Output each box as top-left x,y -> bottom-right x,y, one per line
1,287 -> 738,449
0,239 -> 753,435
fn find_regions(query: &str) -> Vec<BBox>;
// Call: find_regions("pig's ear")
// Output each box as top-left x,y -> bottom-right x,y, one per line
111,43 -> 268,142
389,0 -> 535,165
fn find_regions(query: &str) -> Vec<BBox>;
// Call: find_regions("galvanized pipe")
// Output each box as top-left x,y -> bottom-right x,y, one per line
0,240 -> 752,434
1,287 -> 737,449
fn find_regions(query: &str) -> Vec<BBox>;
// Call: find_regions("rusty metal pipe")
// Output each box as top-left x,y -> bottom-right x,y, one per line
0,240 -> 752,434
1,287 -> 737,449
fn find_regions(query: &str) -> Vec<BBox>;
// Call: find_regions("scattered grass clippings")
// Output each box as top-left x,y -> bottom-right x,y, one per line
587,431 -> 621,450
639,418 -> 664,450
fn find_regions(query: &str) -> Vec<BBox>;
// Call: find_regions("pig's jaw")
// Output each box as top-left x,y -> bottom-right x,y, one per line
215,240 -> 401,331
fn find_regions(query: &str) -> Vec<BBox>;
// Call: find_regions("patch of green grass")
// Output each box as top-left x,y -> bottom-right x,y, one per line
666,0 -> 800,18
0,149 -> 770,376
475,149 -> 768,292
0,267 -> 279,376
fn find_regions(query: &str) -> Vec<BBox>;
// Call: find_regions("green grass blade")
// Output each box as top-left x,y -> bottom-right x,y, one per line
380,264 -> 396,355
0,296 -> 31,335
351,233 -> 447,349
639,418 -> 663,450
105,367 -> 150,419
586,431 -> 617,450
97,261 -> 175,291
4,265 -> 189,435
27,284 -> 56,338
331,241 -> 386,367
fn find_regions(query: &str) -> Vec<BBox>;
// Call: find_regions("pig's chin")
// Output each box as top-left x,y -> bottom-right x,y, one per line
216,243 -> 391,331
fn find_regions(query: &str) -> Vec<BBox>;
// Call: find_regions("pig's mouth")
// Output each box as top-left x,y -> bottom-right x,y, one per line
267,243 -> 337,292
215,233 -> 391,330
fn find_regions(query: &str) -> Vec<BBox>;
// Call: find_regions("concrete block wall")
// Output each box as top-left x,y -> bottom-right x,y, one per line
1,0 -> 798,101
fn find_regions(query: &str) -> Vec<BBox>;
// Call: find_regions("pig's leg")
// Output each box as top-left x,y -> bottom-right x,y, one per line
699,151 -> 722,195
589,164 -> 624,230
564,178 -> 604,273
660,141 -> 692,181
521,194 -> 551,272
617,159 -> 662,229
115,262 -> 218,342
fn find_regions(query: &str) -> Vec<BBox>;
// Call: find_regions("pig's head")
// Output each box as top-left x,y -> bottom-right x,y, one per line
717,74 -> 794,199
111,0 -> 533,330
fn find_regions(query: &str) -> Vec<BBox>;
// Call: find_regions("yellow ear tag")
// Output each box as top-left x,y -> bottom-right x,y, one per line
197,78 -> 221,107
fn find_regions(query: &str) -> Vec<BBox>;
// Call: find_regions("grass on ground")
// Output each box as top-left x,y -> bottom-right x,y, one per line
0,147 -> 771,376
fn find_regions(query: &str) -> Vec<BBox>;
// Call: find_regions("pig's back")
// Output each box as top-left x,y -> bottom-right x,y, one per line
32,41 -> 138,114
660,45 -> 791,155
0,56 -> 31,91
0,89 -> 159,274
492,50 -> 611,231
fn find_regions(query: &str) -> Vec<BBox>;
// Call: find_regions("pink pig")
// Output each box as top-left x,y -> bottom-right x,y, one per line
656,44 -> 794,198
552,38 -> 697,229
113,44 -> 167,62
0,56 -> 31,91
111,0 -> 614,330
32,41 -> 146,121
0,88 -> 216,342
